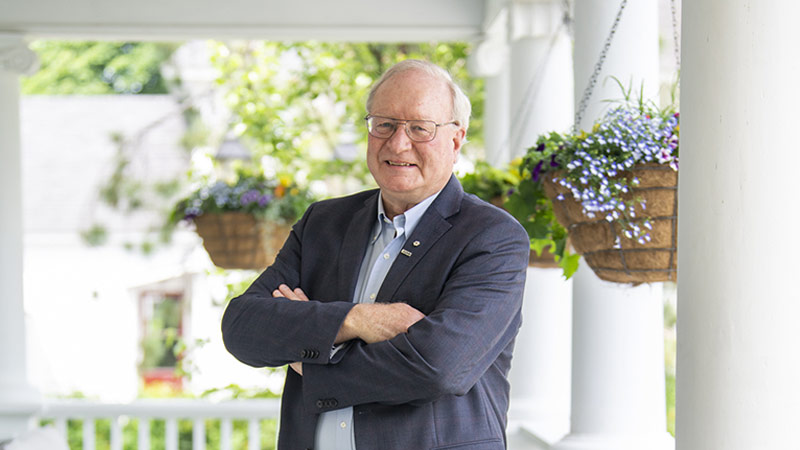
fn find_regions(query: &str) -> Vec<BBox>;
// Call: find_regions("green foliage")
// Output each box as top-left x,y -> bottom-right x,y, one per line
210,41 -> 484,187
22,41 -> 177,95
666,372 -> 675,436
79,224 -> 109,247
201,383 -> 283,400
458,160 -> 520,204
505,170 -> 579,279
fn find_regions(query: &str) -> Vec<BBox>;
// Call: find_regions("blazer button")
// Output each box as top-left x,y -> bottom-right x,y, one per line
316,400 -> 324,408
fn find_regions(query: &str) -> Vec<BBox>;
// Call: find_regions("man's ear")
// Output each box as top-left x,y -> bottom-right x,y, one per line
452,128 -> 466,157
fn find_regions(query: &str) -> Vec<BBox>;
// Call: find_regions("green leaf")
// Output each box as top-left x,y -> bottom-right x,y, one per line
559,252 -> 581,279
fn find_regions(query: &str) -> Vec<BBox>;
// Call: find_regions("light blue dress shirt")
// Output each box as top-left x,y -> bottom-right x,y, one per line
313,191 -> 440,450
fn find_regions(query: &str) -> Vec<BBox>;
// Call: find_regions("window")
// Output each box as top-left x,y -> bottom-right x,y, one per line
138,291 -> 184,392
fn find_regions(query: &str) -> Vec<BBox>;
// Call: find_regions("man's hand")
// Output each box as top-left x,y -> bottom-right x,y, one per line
273,284 -> 309,301
273,284 -> 308,376
336,302 -> 426,344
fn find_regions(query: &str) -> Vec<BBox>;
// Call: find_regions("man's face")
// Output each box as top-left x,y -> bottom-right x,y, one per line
366,70 -> 465,217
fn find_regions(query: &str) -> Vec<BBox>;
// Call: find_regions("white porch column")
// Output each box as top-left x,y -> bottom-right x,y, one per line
502,2 -> 575,448
507,0 -> 573,160
0,34 -> 40,440
677,2 -> 800,449
468,25 -> 510,167
553,1 -> 673,449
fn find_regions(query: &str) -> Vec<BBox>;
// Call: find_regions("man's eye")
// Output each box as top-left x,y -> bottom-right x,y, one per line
375,121 -> 395,130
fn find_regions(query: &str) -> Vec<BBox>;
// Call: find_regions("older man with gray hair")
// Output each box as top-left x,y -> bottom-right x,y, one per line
222,59 -> 529,450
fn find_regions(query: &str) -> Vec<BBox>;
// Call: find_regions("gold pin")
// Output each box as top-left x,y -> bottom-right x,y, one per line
400,249 -> 413,257
412,241 -> 421,247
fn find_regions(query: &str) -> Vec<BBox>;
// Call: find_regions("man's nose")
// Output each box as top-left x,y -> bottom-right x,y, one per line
386,124 -> 413,149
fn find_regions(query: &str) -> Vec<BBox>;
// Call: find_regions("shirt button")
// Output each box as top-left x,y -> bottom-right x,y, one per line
369,293 -> 376,300
340,421 -> 347,429
383,253 -> 390,259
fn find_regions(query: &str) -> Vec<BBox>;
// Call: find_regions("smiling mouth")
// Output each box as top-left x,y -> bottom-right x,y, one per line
386,161 -> 415,167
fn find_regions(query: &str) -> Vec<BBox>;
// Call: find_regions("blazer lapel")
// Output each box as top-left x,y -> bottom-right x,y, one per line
337,191 -> 379,302
376,175 -> 463,301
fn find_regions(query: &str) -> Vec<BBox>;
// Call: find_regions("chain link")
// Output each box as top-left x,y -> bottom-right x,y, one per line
670,0 -> 681,72
573,0 -> 628,132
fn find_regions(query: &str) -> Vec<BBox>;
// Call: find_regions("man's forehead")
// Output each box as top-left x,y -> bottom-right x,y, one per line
371,72 -> 452,117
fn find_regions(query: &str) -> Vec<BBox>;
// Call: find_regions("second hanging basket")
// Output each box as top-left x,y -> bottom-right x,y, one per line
193,212 -> 291,271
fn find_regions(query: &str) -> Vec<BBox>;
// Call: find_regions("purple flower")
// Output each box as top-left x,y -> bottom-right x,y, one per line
536,143 -> 546,152
549,154 -> 559,168
258,194 -> 273,207
532,160 -> 544,182
240,190 -> 274,208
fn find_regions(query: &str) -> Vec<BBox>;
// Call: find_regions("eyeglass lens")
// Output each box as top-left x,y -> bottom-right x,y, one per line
367,117 -> 437,142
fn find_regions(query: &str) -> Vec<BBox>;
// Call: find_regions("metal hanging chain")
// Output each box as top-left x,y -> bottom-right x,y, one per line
573,0 -> 628,132
670,0 -> 681,72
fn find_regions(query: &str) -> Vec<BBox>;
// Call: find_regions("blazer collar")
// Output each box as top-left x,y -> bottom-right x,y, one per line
377,175 -> 463,301
337,175 -> 464,303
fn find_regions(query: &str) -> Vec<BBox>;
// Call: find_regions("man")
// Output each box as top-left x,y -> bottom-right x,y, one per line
221,59 -> 530,450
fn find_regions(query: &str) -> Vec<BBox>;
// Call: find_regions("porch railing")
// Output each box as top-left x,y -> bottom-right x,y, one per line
16,398 -> 281,450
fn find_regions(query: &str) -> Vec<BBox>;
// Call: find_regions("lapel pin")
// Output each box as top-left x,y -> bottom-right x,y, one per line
400,249 -> 413,257
412,241 -> 421,247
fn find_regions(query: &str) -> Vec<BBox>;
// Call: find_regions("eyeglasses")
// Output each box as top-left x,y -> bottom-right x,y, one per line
364,115 -> 459,143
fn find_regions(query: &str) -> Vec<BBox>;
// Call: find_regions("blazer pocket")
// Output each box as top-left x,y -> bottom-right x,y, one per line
431,438 -> 503,450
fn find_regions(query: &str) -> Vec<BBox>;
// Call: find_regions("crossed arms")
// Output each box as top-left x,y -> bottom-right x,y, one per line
271,283 -> 425,375
221,199 -> 530,410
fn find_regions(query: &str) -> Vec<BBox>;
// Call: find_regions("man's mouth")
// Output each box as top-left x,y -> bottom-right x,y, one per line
386,161 -> 415,167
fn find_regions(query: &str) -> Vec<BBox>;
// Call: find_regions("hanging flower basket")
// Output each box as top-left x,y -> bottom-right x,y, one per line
543,163 -> 677,283
170,168 -> 315,271
193,212 -> 291,271
514,96 -> 680,284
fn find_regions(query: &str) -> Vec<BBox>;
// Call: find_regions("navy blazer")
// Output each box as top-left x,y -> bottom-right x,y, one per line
221,175 -> 530,450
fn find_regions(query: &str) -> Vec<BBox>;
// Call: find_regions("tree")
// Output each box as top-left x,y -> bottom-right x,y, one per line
21,41 -> 177,95
210,41 -> 484,192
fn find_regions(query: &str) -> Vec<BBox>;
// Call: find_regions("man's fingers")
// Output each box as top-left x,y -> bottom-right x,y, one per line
273,284 -> 309,301
292,287 -> 309,301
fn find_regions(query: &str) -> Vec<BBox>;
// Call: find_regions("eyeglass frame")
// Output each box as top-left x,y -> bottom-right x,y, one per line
364,115 -> 459,143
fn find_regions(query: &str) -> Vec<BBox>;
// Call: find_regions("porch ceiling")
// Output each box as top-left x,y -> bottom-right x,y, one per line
1,0 -> 489,42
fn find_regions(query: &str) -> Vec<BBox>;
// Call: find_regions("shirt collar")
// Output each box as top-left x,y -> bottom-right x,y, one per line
375,190 -> 440,239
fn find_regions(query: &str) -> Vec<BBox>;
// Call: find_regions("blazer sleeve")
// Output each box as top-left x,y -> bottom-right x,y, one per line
220,203 -> 356,368
300,216 -> 530,411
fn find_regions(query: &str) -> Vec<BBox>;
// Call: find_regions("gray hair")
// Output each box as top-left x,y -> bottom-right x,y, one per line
366,59 -> 471,133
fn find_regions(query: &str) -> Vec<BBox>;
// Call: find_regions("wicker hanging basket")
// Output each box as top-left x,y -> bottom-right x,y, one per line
543,163 -> 678,283
193,212 -> 291,271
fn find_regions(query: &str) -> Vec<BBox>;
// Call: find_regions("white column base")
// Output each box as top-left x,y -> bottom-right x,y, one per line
552,432 -> 674,450
508,398 -> 569,444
